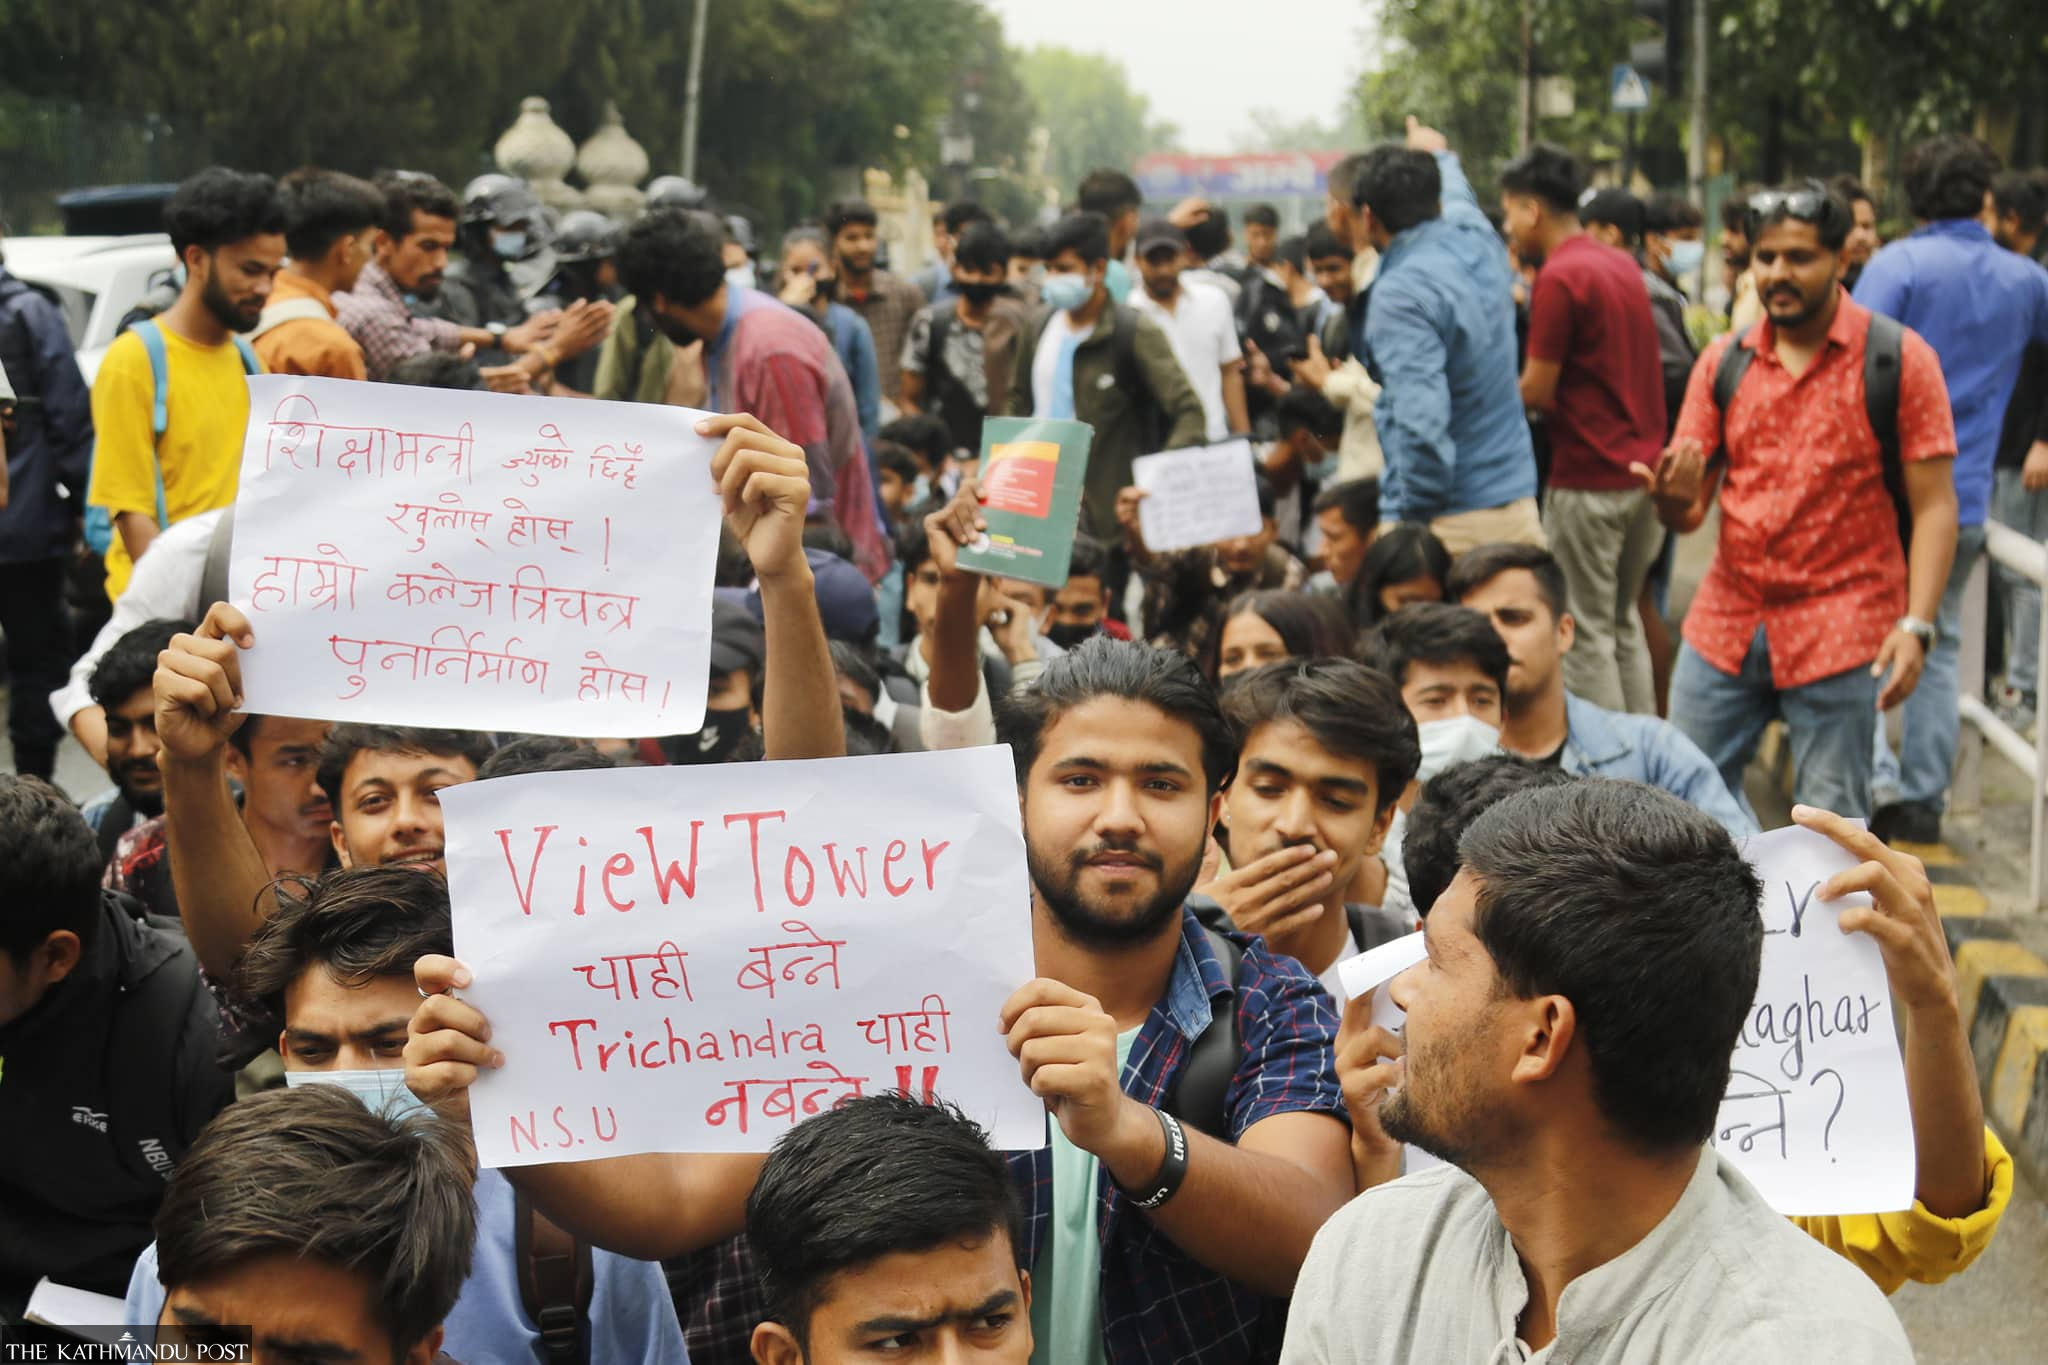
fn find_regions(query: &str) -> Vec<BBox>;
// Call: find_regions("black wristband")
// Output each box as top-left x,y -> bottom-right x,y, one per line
1117,1108 -> 1189,1211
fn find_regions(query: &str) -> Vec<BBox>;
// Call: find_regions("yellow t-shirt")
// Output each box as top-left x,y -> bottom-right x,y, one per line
87,325 -> 257,599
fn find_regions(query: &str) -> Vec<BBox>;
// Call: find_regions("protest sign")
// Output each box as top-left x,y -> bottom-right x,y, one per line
1334,931 -> 1441,1176
440,747 -> 1048,1166
956,416 -> 1093,588
1132,439 -> 1262,553
230,376 -> 722,738
1715,824 -> 1914,1215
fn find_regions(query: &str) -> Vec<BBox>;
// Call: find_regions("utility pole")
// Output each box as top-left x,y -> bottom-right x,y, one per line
681,0 -> 711,182
1517,0 -> 1536,151
1688,0 -> 1708,209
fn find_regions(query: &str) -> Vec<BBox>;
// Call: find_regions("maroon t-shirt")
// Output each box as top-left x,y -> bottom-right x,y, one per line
1526,234 -> 1667,490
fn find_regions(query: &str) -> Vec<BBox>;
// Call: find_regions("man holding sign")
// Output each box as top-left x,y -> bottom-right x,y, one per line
1286,782 -> 1912,1362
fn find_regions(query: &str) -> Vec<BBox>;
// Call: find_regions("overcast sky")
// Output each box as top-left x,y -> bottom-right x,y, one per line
985,0 -> 1372,152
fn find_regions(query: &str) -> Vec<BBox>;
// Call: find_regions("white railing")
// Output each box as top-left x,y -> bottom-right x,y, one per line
1953,519 -> 2048,909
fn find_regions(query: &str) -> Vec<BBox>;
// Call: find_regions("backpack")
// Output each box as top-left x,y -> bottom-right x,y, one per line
1107,304 -> 1168,455
515,1190 -> 595,1364
921,308 -> 986,455
84,319 -> 261,556
1710,311 -> 1908,546
1168,904 -> 1244,1142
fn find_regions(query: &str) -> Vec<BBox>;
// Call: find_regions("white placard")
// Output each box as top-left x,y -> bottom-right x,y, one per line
231,375 -> 722,738
1717,825 -> 1914,1215
441,748 -> 1047,1166
1333,930 -> 1441,1176
1132,439 -> 1263,552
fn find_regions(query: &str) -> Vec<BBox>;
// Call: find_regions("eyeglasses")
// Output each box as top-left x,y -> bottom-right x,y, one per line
1746,185 -> 1830,225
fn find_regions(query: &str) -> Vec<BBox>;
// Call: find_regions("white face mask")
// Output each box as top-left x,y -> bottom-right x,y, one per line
725,263 -> 758,291
1414,714 -> 1501,784
284,1067 -> 430,1120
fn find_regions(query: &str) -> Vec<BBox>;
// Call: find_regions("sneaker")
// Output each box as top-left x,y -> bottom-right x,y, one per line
1994,684 -> 2037,738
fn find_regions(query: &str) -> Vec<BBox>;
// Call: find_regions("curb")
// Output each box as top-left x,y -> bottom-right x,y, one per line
1943,910 -> 2048,1194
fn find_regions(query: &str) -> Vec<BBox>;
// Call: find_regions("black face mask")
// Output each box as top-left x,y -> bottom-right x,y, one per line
954,280 -> 1010,305
650,309 -> 700,348
659,706 -> 751,765
813,274 -> 839,302
1046,621 -> 1099,649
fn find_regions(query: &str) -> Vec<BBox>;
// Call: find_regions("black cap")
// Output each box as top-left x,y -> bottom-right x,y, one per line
709,596 -> 765,677
1580,188 -> 1645,243
1135,217 -> 1187,257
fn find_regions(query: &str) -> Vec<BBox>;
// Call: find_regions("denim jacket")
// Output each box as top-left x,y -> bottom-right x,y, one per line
1354,153 -> 1536,522
1563,692 -> 1758,838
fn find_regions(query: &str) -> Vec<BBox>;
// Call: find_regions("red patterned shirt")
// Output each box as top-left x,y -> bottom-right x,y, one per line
1672,292 -> 1956,689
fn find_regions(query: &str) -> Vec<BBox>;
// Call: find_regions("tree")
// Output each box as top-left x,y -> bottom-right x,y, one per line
1017,46 -> 1172,194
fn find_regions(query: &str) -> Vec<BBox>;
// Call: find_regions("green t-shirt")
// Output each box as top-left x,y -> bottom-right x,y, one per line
1028,1029 -> 1139,1365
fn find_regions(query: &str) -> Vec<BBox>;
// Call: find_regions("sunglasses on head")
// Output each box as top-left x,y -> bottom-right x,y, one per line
1745,184 -> 1830,230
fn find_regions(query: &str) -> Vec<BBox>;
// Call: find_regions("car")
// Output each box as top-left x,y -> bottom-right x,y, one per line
3,234 -> 178,384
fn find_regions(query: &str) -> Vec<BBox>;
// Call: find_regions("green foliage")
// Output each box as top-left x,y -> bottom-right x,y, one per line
1018,45 -> 1174,195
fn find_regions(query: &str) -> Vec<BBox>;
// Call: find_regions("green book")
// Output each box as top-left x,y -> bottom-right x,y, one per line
955,416 -> 1095,588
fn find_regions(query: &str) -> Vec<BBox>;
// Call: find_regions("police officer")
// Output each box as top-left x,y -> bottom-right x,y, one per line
533,210 -> 622,394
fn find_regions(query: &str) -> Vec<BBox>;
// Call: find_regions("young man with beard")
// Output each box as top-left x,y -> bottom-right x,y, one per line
1447,540 -> 1752,836
86,168 -> 284,599
900,221 -> 1032,456
826,198 -> 925,407
1283,781 -> 1912,1362
1130,218 -> 1249,442
1639,183 -> 1959,823
405,638 -> 1353,1365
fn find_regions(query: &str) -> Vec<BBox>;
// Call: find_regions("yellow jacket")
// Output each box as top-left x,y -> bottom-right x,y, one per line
1791,1126 -> 2014,1294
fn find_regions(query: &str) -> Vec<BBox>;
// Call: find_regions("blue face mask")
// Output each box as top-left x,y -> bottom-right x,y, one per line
1042,271 -> 1093,314
492,230 -> 529,261
1665,239 -> 1706,278
285,1067 -> 431,1120
1308,450 -> 1343,483
726,263 -> 757,291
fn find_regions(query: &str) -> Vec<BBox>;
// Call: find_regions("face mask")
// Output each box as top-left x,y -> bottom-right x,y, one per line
1665,239 -> 1705,277
909,474 -> 932,505
725,263 -> 757,291
955,280 -> 1009,305
285,1067 -> 429,1120
492,230 -> 529,260
1307,450 -> 1342,483
1414,714 -> 1501,784
1042,271 -> 1092,313
1046,622 -> 1099,649
652,311 -> 701,348
662,705 -> 752,765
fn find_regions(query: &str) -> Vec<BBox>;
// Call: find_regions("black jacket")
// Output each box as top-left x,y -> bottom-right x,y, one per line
0,269 -> 95,563
0,892 -> 234,1298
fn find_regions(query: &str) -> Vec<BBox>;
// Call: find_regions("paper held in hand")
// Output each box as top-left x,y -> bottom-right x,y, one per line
1132,439 -> 1263,553
1333,931 -> 1441,1177
1715,824 -> 1914,1216
439,747 -> 1048,1166
229,375 -> 722,738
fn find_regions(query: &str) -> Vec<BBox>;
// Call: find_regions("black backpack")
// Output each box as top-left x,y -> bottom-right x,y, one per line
1710,311 -> 1909,547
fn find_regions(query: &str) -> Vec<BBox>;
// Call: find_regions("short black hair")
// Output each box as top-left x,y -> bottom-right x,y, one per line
373,171 -> 460,243
1646,192 -> 1702,234
1352,145 -> 1442,234
1312,477 -> 1380,531
1498,143 -> 1584,216
277,167 -> 384,261
996,636 -> 1235,794
1184,205 -> 1231,260
1078,169 -> 1142,219
1346,524 -> 1450,630
233,867 -> 451,1018
1720,187 -> 1759,235
1402,754 -> 1575,917
477,736 -> 618,781
1748,179 -> 1852,252
385,351 -> 486,391
1445,540 -> 1569,621
953,220 -> 1011,274
1277,234 -> 1309,272
1459,780 -> 1764,1152
155,1085 -> 477,1356
874,440 -> 923,486
1992,169 -> 2048,237
824,198 -> 879,239
1213,590 -> 1357,681
89,617 -> 194,710
164,167 -> 286,258
1243,203 -> 1280,229
315,726 -> 493,811
1902,133 -> 2001,222
942,200 -> 992,235
895,518 -> 936,578
1357,601 -> 1508,694
1827,173 -> 1873,210
1277,384 -> 1342,441
1008,225 -> 1046,261
617,208 -> 727,309
1046,211 -> 1111,266
1305,221 -> 1353,262
748,1095 -> 1024,1342
0,776 -> 102,966
1221,658 -> 1418,815
1066,531 -> 1109,585
877,413 -> 952,467
1579,188 -> 1645,245
1328,153 -> 1371,209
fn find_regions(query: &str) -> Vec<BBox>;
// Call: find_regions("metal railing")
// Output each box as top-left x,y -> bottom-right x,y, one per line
1953,519 -> 2048,909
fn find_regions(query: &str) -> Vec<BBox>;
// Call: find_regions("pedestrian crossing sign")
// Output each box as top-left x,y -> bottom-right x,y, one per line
1611,64 -> 1651,112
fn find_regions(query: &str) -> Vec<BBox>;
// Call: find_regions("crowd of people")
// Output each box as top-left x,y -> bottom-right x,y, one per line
0,107 -> 2044,1363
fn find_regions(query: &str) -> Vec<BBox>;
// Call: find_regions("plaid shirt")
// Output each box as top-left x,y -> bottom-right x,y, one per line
837,268 -> 925,402
333,260 -> 465,381
674,907 -> 1345,1365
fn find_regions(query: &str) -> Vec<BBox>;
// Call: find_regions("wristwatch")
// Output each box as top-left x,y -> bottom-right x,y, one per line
485,320 -> 508,342
1896,616 -> 1936,647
